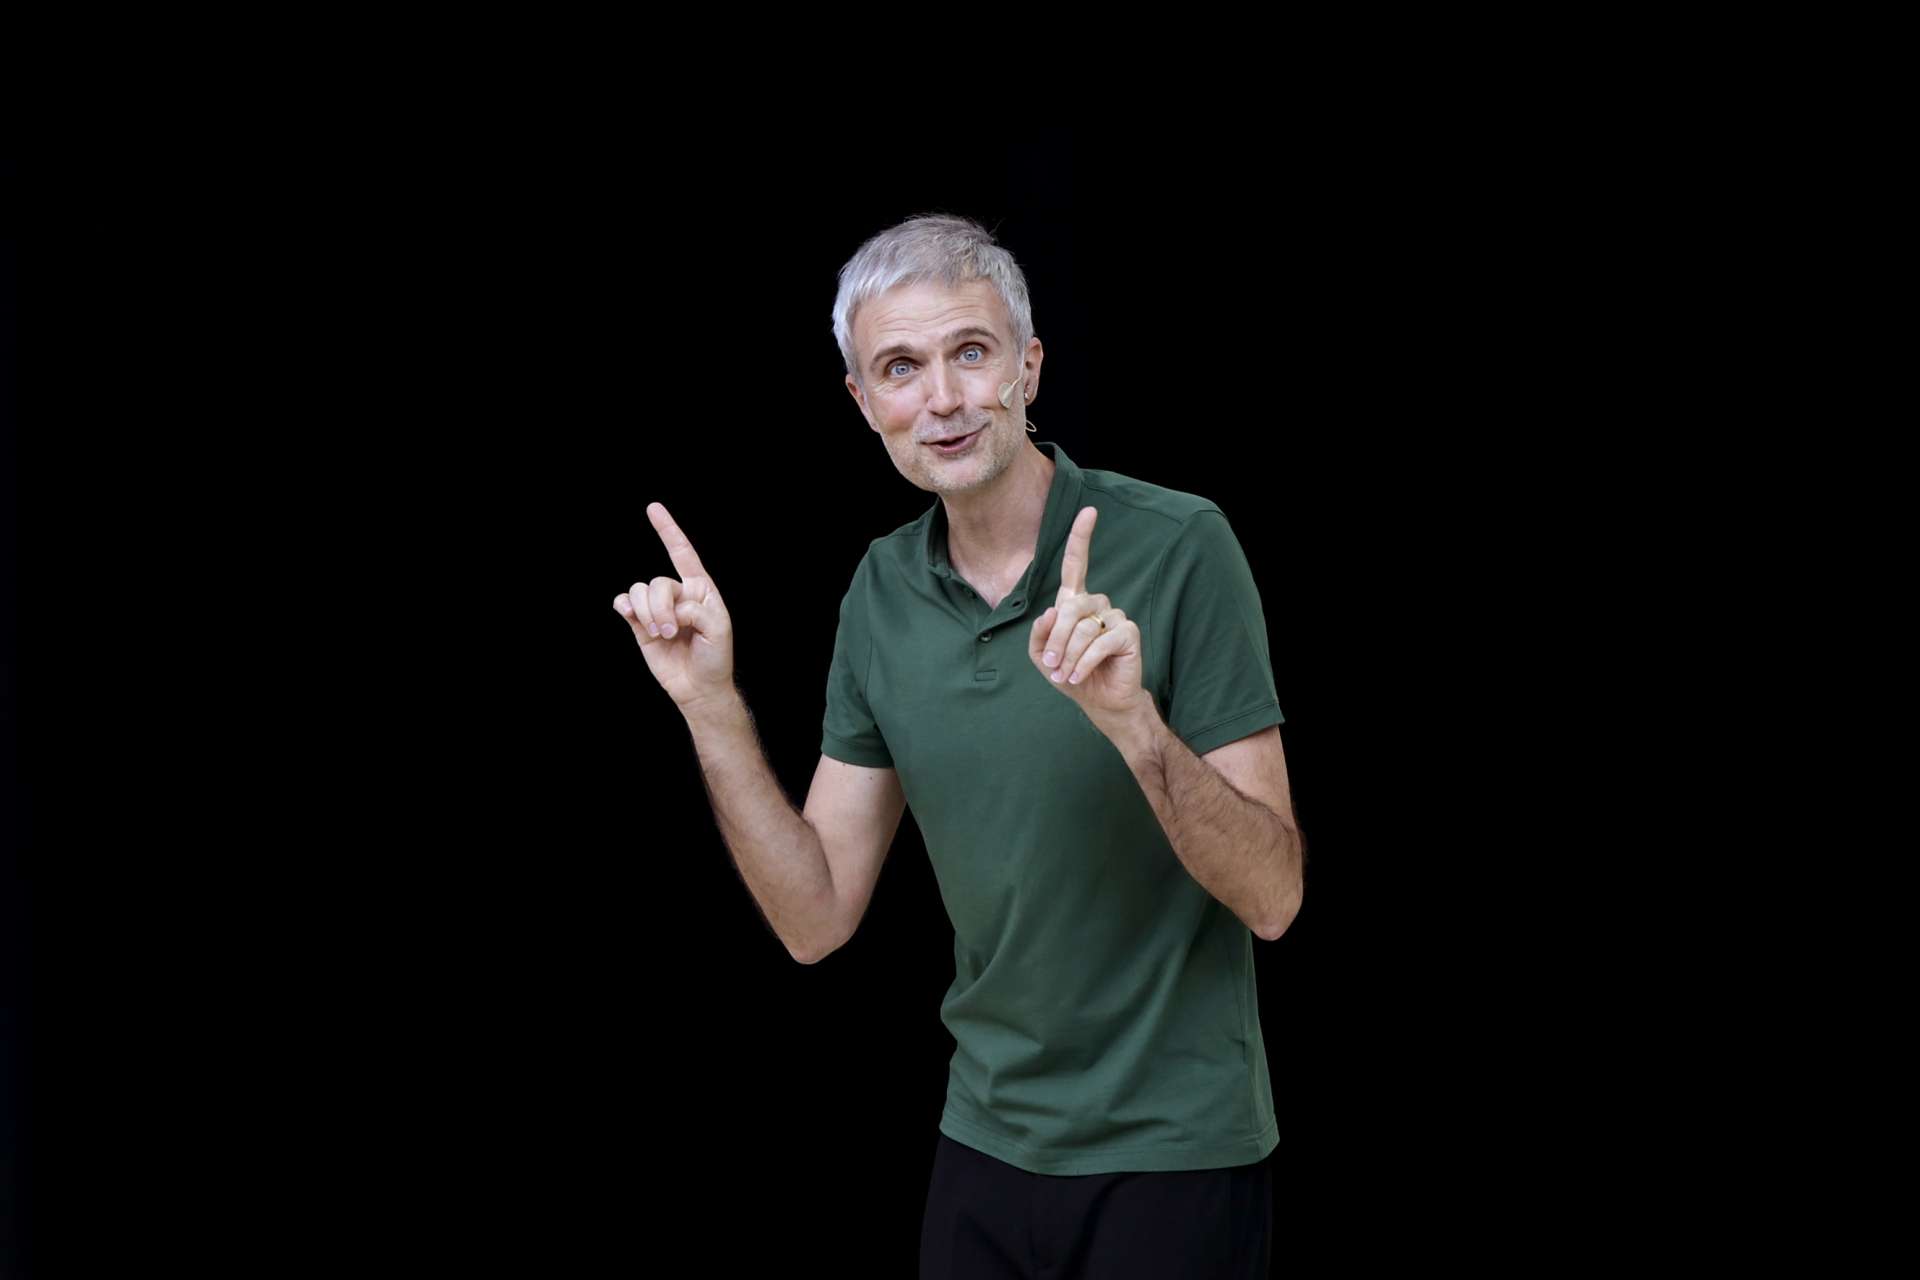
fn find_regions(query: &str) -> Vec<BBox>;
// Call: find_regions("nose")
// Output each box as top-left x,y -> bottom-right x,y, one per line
924,358 -> 964,416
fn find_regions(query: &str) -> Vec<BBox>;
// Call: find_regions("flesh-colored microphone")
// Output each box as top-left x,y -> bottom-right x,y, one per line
998,374 -> 1025,409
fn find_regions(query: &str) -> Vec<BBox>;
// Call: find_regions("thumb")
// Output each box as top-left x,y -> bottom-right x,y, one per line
675,578 -> 726,635
678,575 -> 724,615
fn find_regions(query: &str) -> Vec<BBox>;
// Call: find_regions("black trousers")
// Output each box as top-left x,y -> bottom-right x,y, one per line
919,1133 -> 1275,1279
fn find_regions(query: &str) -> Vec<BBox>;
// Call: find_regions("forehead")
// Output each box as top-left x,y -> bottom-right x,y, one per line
854,278 -> 1013,356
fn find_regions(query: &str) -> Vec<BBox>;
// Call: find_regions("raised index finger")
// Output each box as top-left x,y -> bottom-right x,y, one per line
1058,505 -> 1098,596
647,502 -> 711,582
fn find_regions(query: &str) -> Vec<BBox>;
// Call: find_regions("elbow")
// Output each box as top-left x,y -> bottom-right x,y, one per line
788,925 -> 845,966
1256,830 -> 1307,941
1254,906 -> 1297,943
787,894 -> 850,965
1254,882 -> 1305,943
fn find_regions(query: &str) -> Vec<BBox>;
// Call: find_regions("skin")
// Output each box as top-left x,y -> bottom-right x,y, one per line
1029,507 -> 1304,940
843,278 -> 1139,722
844,279 -> 1052,591
1027,506 -> 1145,729
612,279 -> 1301,942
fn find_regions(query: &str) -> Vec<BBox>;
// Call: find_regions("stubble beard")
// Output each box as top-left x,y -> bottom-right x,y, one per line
920,416 -> 1008,495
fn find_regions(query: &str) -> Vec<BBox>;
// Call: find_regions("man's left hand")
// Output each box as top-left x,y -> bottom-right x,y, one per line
1030,506 -> 1148,730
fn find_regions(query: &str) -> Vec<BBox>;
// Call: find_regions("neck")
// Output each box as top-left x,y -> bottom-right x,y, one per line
944,442 -> 1055,578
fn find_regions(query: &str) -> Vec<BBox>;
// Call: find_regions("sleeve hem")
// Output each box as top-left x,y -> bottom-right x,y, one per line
1177,701 -> 1285,758
821,733 -> 894,769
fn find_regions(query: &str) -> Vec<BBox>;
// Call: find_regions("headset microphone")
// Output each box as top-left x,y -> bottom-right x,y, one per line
998,375 -> 1025,409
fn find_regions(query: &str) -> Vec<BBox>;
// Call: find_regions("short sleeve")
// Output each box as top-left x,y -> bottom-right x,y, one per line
1151,509 -> 1286,757
820,558 -> 894,768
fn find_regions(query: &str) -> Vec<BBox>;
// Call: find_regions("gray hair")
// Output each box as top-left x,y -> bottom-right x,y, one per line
831,213 -> 1035,386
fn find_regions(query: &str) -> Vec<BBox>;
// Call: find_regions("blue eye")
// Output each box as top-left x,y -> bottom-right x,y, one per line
961,347 -> 983,362
889,360 -> 912,377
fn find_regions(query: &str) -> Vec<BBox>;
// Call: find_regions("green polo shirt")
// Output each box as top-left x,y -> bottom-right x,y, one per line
820,440 -> 1285,1175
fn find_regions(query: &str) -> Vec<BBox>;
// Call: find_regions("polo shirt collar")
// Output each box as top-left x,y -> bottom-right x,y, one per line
923,440 -> 1085,584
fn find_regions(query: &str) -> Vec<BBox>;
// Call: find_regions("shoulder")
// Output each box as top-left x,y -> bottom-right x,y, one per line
1078,462 -> 1232,554
1081,460 -> 1223,524
856,510 -> 930,581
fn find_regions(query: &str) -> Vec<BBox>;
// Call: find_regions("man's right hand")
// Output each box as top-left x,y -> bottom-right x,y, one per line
613,502 -> 736,714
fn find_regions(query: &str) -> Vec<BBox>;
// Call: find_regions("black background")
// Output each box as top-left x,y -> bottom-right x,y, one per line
11,120 -> 1623,1275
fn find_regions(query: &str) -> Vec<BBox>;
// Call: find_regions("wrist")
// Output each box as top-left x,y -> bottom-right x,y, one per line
1096,694 -> 1163,757
680,687 -> 743,727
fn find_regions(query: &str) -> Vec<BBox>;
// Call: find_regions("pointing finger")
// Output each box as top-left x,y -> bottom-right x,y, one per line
647,502 -> 712,585
1057,506 -> 1097,596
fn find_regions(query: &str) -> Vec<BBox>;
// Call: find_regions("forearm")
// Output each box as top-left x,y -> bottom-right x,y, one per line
681,690 -> 840,962
1103,701 -> 1304,940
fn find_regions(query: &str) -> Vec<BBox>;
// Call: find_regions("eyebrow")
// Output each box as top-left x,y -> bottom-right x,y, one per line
868,327 -> 999,376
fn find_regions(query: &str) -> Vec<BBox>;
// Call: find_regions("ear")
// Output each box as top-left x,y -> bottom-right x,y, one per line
1022,337 -> 1044,402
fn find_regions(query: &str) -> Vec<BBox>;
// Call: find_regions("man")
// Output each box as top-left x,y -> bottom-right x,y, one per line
615,214 -> 1303,1278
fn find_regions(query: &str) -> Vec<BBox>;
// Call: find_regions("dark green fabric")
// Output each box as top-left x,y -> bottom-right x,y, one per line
821,441 -> 1284,1174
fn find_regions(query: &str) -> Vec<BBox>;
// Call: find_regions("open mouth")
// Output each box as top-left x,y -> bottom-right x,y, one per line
927,428 -> 981,453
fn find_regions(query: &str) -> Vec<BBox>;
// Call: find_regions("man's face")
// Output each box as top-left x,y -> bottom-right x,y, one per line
845,279 -> 1042,501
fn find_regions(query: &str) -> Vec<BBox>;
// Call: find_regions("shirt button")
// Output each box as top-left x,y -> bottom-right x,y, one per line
979,633 -> 991,643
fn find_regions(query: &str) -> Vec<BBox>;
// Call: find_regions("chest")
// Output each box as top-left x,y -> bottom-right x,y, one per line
951,558 -> 1032,612
867,529 -> 1171,812
944,541 -> 1036,610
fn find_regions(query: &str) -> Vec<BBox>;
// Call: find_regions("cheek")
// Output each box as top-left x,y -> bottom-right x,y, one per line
873,390 -> 919,427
